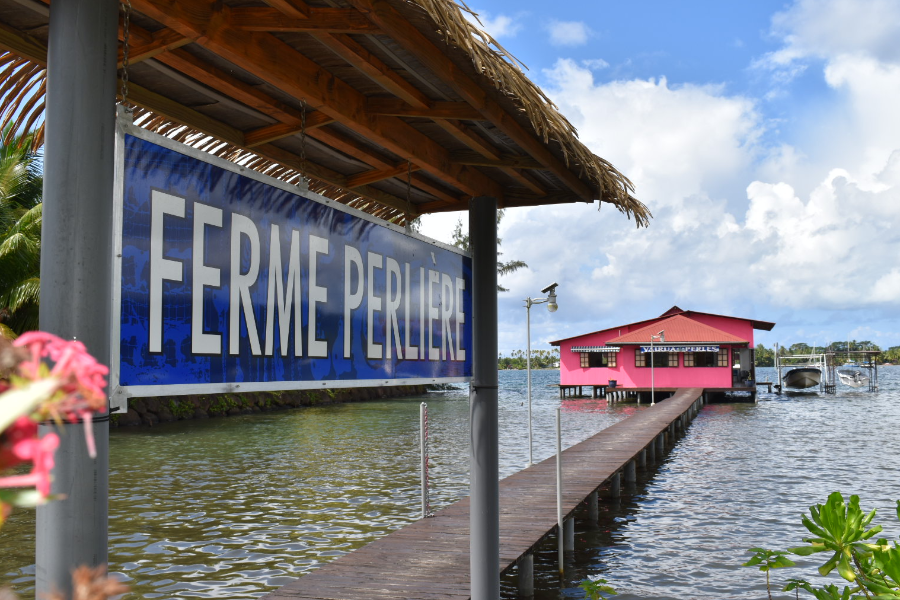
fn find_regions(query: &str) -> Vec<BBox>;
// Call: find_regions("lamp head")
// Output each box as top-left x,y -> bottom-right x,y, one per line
658,330 -> 665,343
547,289 -> 558,312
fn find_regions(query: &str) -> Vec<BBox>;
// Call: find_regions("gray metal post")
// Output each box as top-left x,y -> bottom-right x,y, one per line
657,433 -> 664,454
37,0 -> 117,596
639,448 -> 647,469
609,472 -> 621,498
647,440 -> 655,463
625,460 -> 636,483
587,490 -> 599,525
470,197 -> 499,600
517,554 -> 534,597
555,406 -> 564,575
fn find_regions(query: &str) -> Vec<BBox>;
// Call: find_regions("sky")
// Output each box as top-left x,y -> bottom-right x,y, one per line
416,0 -> 900,354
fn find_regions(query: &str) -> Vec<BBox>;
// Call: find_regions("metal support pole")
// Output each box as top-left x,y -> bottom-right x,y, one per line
587,490 -> 599,525
517,554 -> 534,597
555,406 -> 564,576
526,301 -> 533,467
470,197 -> 499,600
37,0 -> 117,596
420,402 -> 429,519
609,472 -> 621,498
625,460 -> 636,483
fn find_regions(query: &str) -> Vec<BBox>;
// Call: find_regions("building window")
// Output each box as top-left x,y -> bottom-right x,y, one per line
581,352 -> 616,368
636,351 -> 673,367
685,352 -> 718,367
718,348 -> 729,367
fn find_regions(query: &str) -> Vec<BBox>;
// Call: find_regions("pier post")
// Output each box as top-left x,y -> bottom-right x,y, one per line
564,518 -> 575,552
647,441 -> 655,463
469,197 -> 500,600
516,554 -> 534,597
639,449 -> 647,469
625,460 -> 636,483
588,491 -> 599,525
657,433 -> 664,454
609,472 -> 621,498
37,0 -> 117,595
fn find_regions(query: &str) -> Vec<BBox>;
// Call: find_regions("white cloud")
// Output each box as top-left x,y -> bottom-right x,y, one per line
542,59 -> 761,208
547,20 -> 592,47
469,10 -> 524,39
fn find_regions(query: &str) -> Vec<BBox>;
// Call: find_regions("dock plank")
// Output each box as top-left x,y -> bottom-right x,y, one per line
262,388 -> 704,600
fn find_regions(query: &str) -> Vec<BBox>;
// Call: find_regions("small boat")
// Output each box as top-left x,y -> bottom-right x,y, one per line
783,367 -> 821,389
838,369 -> 869,388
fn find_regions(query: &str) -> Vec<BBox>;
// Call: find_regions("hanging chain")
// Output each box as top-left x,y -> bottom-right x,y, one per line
404,159 -> 413,231
119,0 -> 133,112
298,100 -> 309,191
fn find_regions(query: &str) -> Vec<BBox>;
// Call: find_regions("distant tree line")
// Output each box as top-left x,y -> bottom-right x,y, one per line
498,348 -> 560,370
755,340 -> 897,366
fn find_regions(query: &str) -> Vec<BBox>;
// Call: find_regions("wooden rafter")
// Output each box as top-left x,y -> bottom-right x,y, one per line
244,116 -> 332,148
346,162 -> 420,188
228,7 -> 381,33
450,151 -> 543,169
154,46 -> 458,203
366,97 -> 484,120
130,0 -> 502,201
118,28 -> 191,68
345,0 -> 595,202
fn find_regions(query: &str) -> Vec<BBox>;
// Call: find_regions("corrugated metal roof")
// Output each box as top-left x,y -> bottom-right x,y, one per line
606,314 -> 749,345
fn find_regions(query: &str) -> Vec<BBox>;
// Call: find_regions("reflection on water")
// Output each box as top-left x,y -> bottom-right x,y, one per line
3,367 -> 899,599
0,370 -> 635,598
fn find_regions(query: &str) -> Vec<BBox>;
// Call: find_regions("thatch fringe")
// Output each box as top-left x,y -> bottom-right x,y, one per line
404,0 -> 649,226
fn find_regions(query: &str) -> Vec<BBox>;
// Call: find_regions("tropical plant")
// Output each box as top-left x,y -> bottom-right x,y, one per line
579,575 -> 617,599
743,548 -> 796,600
0,129 -> 42,336
745,492 -> 900,600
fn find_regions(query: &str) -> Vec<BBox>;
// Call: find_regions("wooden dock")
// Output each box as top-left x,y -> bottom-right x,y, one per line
262,388 -> 705,600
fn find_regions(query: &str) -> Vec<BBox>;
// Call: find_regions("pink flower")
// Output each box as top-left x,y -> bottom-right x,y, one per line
0,416 -> 38,468
0,431 -> 59,496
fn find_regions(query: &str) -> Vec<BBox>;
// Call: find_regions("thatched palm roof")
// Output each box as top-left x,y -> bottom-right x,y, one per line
0,0 -> 649,227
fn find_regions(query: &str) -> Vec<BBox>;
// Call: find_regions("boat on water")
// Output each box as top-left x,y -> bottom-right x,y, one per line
783,367 -> 822,389
838,369 -> 869,388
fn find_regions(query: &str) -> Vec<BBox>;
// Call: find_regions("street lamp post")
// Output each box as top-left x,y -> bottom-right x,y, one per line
525,283 -> 559,467
650,330 -> 665,406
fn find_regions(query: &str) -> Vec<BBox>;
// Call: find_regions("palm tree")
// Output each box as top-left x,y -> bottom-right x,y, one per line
0,129 -> 42,337
451,209 -> 527,292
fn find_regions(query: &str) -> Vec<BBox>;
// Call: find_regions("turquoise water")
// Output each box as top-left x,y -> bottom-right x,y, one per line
2,366 -> 898,599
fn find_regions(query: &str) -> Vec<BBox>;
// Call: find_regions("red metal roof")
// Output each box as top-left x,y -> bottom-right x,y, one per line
606,314 -> 749,345
549,305 -> 774,346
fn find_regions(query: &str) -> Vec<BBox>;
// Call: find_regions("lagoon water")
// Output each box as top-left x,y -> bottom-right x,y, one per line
2,366 -> 899,599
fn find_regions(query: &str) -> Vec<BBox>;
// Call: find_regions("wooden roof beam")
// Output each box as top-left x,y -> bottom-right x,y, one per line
436,119 -> 544,195
366,98 -> 484,120
122,81 -> 417,215
228,7 -> 381,34
346,162 -> 420,188
131,0 -> 501,201
155,47 -> 458,204
346,0 -> 594,202
450,151 -> 543,169
244,115 -> 333,147
118,28 -> 192,68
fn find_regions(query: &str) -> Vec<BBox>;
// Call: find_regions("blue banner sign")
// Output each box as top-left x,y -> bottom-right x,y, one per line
111,124 -> 472,404
638,345 -> 720,353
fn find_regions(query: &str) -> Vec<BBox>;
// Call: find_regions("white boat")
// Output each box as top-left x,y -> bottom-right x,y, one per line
837,369 -> 869,388
783,367 -> 822,389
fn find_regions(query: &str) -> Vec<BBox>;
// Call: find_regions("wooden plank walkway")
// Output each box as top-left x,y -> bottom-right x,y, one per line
263,388 -> 705,600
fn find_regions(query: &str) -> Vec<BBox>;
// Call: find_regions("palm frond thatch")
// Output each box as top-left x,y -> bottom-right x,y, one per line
404,0 -> 648,225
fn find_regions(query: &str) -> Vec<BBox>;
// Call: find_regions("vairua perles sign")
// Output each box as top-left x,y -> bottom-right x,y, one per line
638,345 -> 720,353
110,121 -> 472,411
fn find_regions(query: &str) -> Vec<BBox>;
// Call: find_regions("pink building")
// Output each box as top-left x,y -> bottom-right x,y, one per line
550,307 -> 775,398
